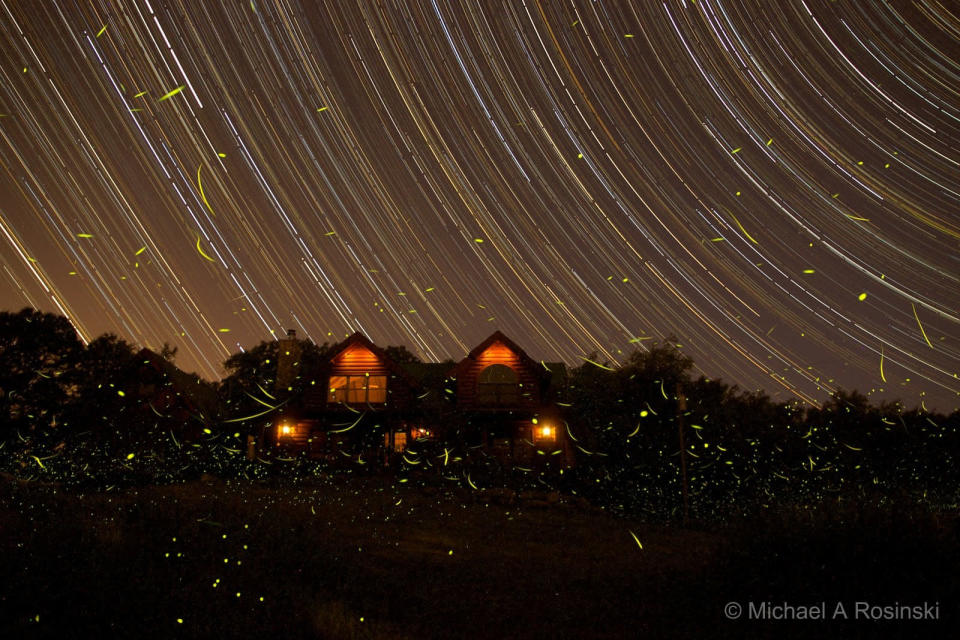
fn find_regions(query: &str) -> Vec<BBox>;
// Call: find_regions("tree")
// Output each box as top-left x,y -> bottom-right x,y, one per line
71,333 -> 141,439
219,338 -> 331,428
383,345 -> 421,364
159,342 -> 178,362
620,337 -> 694,389
0,308 -> 84,438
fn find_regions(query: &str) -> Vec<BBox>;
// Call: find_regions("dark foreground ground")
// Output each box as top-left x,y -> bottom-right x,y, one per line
1,475 -> 956,639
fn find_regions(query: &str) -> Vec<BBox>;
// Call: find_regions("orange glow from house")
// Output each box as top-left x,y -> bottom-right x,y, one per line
280,423 -> 292,436
336,344 -> 380,366
535,424 -> 555,440
476,341 -> 519,366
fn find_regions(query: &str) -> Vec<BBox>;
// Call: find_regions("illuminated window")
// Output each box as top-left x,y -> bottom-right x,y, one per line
329,375 -> 387,404
347,376 -> 366,403
477,364 -> 519,406
328,376 -> 347,403
384,431 -> 407,452
367,376 -> 387,403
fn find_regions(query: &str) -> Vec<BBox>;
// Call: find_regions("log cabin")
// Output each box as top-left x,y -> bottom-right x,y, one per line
447,331 -> 575,468
266,330 -> 573,468
271,331 -> 423,461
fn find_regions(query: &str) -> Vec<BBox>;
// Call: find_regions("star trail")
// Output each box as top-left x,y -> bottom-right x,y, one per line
0,0 -> 958,411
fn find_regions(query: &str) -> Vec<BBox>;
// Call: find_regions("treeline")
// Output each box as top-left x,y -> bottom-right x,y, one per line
1,308 -> 958,519
562,346 -> 959,518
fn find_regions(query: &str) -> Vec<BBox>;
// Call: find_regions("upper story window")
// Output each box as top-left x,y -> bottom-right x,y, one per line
328,374 -> 387,404
476,364 -> 519,406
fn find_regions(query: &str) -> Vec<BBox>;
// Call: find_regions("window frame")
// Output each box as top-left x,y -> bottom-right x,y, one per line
476,364 -> 520,406
328,374 -> 388,404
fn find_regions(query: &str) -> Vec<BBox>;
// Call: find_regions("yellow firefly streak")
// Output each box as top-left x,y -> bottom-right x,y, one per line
222,400 -> 288,423
243,392 -> 276,409
329,412 -> 365,434
580,356 -> 614,371
158,85 -> 186,102
96,25 -> 107,37
729,213 -> 758,244
912,303 -> 933,348
628,530 -> 643,549
879,346 -> 886,383
197,165 -> 216,217
196,236 -> 216,262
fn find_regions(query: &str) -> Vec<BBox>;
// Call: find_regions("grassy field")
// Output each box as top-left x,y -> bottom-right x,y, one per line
1,475 -> 956,639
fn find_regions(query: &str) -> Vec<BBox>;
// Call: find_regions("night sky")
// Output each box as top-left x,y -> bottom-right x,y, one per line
0,1 -> 957,412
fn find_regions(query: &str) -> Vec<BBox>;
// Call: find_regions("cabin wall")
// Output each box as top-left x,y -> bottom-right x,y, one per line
274,418 -> 312,449
457,341 -> 541,410
326,343 -> 414,410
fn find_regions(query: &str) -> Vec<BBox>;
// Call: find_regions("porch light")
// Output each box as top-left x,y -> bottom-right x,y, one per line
280,423 -> 292,436
537,424 -> 555,439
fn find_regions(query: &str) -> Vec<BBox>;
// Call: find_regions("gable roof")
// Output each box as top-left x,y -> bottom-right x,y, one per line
326,332 -> 421,387
448,330 -> 542,379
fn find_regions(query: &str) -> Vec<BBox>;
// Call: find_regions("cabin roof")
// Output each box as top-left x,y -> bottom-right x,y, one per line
327,332 -> 421,387
448,330 -> 542,379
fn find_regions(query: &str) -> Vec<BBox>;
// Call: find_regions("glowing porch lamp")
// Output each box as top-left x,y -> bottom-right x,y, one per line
535,423 -> 555,441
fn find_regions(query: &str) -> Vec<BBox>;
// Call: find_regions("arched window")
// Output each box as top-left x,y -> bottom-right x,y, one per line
477,364 -> 519,406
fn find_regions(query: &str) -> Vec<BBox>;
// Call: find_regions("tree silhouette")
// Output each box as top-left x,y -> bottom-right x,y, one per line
220,338 -> 331,428
71,333 -> 141,442
0,308 -> 84,439
383,344 -> 421,364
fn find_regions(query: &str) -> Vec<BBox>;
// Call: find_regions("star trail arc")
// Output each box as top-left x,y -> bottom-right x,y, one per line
0,0 -> 958,411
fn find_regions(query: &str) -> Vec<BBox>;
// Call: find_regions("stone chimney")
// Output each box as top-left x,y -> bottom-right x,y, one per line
275,328 -> 302,393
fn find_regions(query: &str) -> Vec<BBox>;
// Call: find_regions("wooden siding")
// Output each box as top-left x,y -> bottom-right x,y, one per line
457,340 -> 540,410
326,343 -> 414,410
274,418 -> 312,449
330,344 -> 388,376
